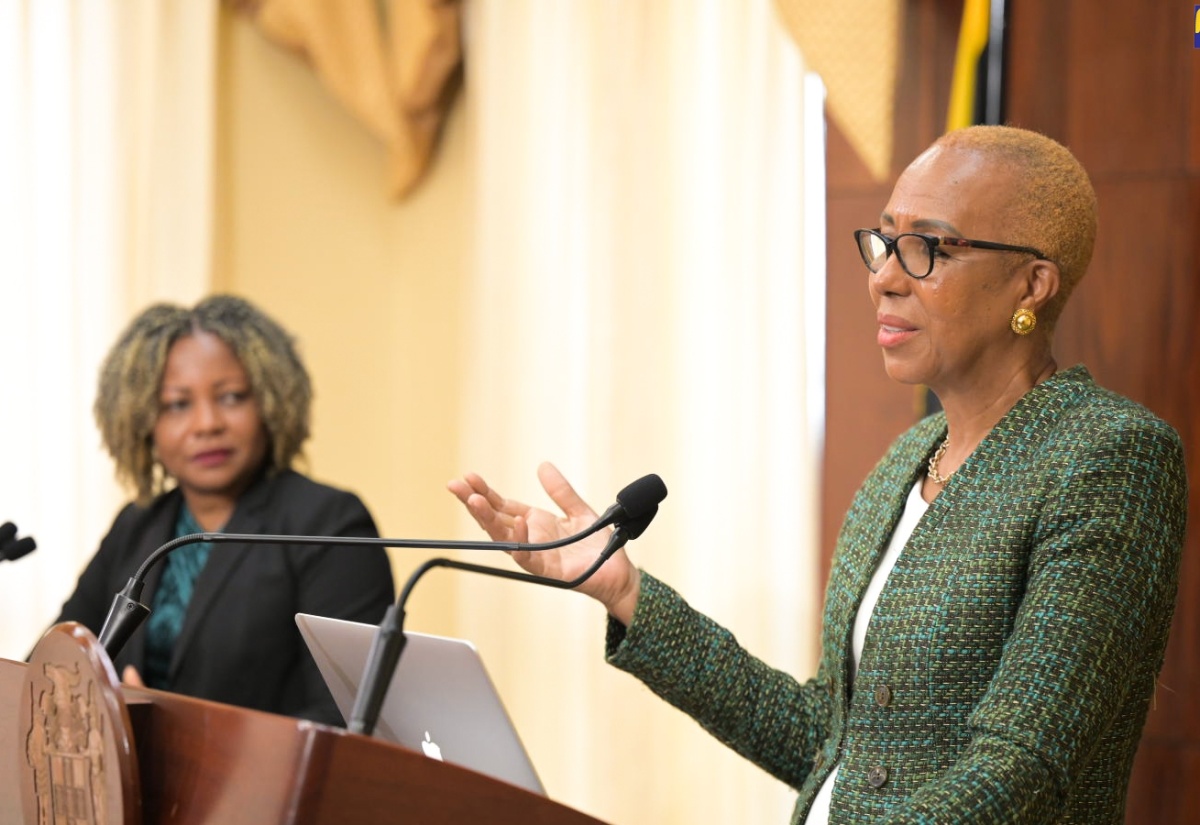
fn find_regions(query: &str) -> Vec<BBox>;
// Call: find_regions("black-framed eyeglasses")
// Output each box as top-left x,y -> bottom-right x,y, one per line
854,228 -> 1048,280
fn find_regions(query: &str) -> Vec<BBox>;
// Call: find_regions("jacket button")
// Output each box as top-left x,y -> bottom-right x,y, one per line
874,684 -> 892,707
867,765 -> 889,788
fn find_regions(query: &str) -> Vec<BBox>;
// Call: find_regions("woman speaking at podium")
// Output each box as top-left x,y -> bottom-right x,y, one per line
51,295 -> 393,725
449,126 -> 1188,823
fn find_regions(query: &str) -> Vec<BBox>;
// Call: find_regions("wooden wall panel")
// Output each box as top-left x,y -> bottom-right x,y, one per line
1125,743 -> 1200,824
822,0 -> 1200,821
1060,1 -> 1189,176
1052,180 -> 1200,444
1054,180 -> 1200,765
1006,3 -> 1200,820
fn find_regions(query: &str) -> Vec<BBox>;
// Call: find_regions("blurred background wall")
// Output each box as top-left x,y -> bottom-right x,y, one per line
211,6 -> 472,634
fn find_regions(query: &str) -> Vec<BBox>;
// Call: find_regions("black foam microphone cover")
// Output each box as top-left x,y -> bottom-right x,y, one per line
4,536 -> 37,562
1,522 -> 36,562
614,474 -> 668,521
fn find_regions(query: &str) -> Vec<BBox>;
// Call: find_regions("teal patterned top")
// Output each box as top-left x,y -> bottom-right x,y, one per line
144,505 -> 213,689
606,366 -> 1188,824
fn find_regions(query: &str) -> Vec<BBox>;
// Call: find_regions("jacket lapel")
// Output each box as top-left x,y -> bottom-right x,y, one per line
913,365 -> 1090,530
851,421 -> 944,592
124,492 -> 183,672
822,366 -> 1092,682
822,417 -> 944,677
168,473 -> 274,676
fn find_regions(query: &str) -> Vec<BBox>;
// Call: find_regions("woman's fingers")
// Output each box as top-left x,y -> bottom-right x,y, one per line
446,477 -> 475,506
450,465 -> 593,546
512,514 -> 529,544
537,462 -> 597,521
462,493 -> 515,540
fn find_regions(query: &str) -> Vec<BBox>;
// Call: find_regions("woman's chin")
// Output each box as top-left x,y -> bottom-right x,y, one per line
880,355 -> 928,387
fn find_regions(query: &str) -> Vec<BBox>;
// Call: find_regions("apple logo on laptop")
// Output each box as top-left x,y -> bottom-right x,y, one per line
422,731 -> 443,761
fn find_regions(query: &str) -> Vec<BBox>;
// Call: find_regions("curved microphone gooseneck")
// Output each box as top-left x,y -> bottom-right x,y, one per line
96,474 -> 667,673
346,476 -> 666,736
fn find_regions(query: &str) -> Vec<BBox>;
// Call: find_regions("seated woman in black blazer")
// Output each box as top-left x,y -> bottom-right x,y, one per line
53,295 -> 394,725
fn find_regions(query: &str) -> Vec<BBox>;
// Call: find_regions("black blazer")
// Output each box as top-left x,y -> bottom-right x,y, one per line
54,469 -> 395,725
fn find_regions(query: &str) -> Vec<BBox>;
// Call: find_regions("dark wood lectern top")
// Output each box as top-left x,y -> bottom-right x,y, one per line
3,623 -> 608,825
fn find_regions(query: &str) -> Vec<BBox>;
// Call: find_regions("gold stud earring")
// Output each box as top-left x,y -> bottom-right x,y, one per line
1010,308 -> 1036,335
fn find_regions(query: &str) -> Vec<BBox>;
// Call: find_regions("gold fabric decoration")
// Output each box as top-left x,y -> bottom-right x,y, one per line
235,0 -> 463,199
773,0 -> 901,182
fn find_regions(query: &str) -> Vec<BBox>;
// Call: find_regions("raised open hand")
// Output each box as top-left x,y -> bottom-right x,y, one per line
447,462 -> 643,622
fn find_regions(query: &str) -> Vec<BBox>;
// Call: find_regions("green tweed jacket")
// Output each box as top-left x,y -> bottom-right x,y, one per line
606,366 -> 1187,824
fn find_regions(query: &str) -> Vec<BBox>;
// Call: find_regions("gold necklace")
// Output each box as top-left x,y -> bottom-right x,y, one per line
927,438 -> 951,484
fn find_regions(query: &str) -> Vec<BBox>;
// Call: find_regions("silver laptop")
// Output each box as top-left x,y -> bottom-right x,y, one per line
295,613 -> 545,795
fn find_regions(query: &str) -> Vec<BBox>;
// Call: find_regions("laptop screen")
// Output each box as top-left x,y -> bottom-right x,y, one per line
295,613 -> 545,796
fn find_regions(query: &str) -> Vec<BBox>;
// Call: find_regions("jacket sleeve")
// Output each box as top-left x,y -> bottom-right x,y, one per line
606,572 -> 832,790
53,503 -> 143,636
876,417 -> 1188,824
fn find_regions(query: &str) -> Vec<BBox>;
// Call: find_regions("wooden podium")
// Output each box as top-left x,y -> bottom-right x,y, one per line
2,623 -> 607,824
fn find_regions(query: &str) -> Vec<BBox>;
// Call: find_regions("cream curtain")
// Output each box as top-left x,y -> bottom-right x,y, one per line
454,1 -> 825,823
0,0 -> 216,659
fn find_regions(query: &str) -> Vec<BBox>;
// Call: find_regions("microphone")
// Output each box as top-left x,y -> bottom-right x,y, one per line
346,473 -> 667,736
0,522 -> 37,563
96,473 -> 667,663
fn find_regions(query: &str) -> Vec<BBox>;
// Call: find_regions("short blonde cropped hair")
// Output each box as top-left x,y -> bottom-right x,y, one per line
934,125 -> 1098,325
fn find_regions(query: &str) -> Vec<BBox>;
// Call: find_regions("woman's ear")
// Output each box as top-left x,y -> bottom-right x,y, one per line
1021,257 -> 1061,313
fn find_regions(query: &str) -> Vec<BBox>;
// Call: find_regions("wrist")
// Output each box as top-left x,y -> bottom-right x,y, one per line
606,566 -> 642,627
